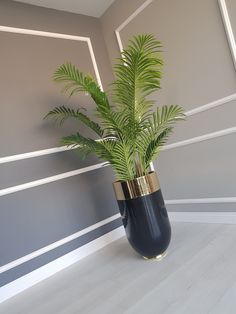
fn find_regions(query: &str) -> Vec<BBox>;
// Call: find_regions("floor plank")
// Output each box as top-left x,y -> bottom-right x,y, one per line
1,222 -> 236,314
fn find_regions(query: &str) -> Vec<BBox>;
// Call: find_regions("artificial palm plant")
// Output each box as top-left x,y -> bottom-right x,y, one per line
45,34 -> 184,181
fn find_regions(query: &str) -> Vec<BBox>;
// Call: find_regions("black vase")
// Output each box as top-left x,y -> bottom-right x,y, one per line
113,172 -> 171,260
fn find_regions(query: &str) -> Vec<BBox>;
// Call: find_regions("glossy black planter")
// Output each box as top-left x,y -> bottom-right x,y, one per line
113,172 -> 171,259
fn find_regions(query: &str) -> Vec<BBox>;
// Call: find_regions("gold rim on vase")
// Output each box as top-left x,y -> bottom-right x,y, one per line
113,171 -> 160,201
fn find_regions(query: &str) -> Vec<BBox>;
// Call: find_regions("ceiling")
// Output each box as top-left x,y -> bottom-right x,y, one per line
14,0 -> 116,17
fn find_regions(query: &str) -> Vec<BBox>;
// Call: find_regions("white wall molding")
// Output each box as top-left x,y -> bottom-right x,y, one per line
1,92 -> 236,165
0,14 -> 235,202
0,162 -> 108,197
0,145 -> 72,164
218,0 -> 236,70
86,38 -> 103,90
166,197 -> 236,205
0,25 -> 103,90
169,211 -> 236,224
0,213 -> 120,274
1,10 -> 236,166
0,26 -> 108,196
1,6 -> 236,302
184,93 -> 236,116
2,210 -> 236,303
0,226 -> 125,304
0,25 -> 89,41
115,0 -> 153,51
163,126 -> 236,151
0,26 -> 104,168
0,126 -> 236,197
113,0 -> 236,152
1,196 -> 236,277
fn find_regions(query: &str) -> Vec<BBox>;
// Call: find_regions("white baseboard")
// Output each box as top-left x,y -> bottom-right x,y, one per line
0,227 -> 125,304
1,211 -> 236,304
0,213 -> 120,274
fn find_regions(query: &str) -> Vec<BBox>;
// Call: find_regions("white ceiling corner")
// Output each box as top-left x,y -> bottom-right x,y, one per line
13,0 -> 115,17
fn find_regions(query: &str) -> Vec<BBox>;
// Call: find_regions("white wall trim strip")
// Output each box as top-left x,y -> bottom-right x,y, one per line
218,0 -> 236,70
0,126 -> 235,196
0,145 -> 72,164
87,38 -> 103,90
0,226 -> 125,304
115,31 -> 123,53
1,196 -> 236,275
166,197 -> 236,205
0,25 -> 103,90
184,93 -> 236,116
0,162 -> 108,197
0,213 -> 120,274
0,25 -> 88,41
162,126 -> 236,151
113,0 -> 236,152
1,92 -> 236,164
169,211 -> 236,224
115,0 -> 153,51
0,25 -> 104,166
2,210 -> 236,303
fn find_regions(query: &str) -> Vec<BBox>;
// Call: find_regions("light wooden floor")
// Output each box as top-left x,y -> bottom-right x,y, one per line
1,222 -> 236,314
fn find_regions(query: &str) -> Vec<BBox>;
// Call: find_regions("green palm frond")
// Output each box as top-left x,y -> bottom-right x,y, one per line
151,105 -> 185,130
54,63 -> 102,100
137,105 -> 185,172
61,133 -> 114,162
44,105 -> 103,136
110,140 -> 135,181
54,64 -> 105,105
53,63 -> 111,119
53,63 -> 126,137
113,34 -> 163,138
144,127 -> 173,168
46,34 -> 185,181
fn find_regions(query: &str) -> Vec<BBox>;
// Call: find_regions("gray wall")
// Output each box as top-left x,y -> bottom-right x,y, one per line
227,0 -> 236,34
0,0 -> 120,287
1,0 -> 236,290
101,0 -> 236,212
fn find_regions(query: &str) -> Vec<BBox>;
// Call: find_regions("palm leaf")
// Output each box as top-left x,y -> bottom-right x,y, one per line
144,127 -> 173,167
110,140 -> 135,181
53,63 -> 127,137
46,35 -> 185,181
113,34 -> 163,139
53,63 -> 111,118
62,133 -> 114,162
137,105 -> 185,171
44,105 -> 103,137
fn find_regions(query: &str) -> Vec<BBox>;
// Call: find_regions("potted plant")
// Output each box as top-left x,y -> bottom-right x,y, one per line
45,34 -> 184,260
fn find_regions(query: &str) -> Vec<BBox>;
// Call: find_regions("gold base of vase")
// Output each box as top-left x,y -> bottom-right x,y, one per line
143,251 -> 167,261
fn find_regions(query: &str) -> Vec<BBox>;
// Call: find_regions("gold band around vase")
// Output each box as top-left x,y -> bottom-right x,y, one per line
113,171 -> 160,201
